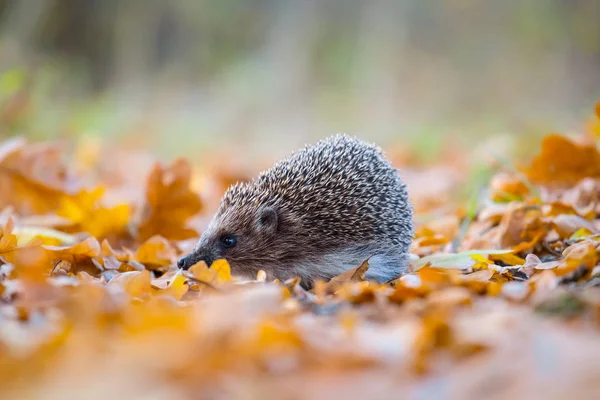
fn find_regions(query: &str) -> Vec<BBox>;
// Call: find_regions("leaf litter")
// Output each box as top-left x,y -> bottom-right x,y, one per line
2,106 -> 600,399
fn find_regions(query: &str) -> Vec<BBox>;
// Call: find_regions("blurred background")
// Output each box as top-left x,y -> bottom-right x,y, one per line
0,0 -> 598,168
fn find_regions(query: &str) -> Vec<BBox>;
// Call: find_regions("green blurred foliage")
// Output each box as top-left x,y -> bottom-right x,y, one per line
0,0 -> 598,164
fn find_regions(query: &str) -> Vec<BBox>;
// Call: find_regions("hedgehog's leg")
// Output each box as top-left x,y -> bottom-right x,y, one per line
365,250 -> 409,283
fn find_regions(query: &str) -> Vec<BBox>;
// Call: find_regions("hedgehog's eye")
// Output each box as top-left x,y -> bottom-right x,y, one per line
220,234 -> 237,249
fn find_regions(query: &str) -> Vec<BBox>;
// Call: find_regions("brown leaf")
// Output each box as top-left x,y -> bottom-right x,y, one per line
557,240 -> 598,276
551,214 -> 598,238
329,259 -> 370,284
496,204 -> 546,251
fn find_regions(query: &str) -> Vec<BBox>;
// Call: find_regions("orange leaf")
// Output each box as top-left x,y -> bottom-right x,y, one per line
524,134 -> 600,186
134,235 -> 177,271
136,159 -> 202,242
0,217 -> 18,254
489,172 -> 530,201
556,241 -> 598,276
42,237 -> 102,275
43,236 -> 101,259
57,187 -> 132,239
0,138 -> 79,215
108,270 -> 152,298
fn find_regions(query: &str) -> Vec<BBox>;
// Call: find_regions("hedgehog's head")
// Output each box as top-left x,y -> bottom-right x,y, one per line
177,182 -> 290,279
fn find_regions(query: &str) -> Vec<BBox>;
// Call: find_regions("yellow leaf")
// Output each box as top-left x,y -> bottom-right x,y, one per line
569,227 -> 594,240
210,259 -> 233,282
489,252 -> 526,266
470,254 -> 493,265
186,259 -> 232,285
134,235 -> 177,270
156,274 -> 188,301
256,319 -> 303,350
12,226 -> 76,246
108,270 -> 152,298
187,260 -> 214,282
44,236 -> 101,258
57,187 -> 131,239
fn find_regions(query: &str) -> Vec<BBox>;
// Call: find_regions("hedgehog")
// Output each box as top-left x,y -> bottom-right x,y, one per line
177,134 -> 414,288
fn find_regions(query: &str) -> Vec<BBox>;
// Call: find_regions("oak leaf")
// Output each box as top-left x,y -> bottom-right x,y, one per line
0,138 -> 79,215
136,159 -> 202,242
185,259 -> 233,285
524,134 -> 600,186
151,270 -> 189,301
134,235 -> 177,271
0,217 -> 17,255
107,270 -> 152,299
57,187 -> 132,239
43,237 -> 102,276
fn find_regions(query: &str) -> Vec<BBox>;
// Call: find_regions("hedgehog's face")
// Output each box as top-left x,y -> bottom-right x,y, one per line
177,204 -> 280,279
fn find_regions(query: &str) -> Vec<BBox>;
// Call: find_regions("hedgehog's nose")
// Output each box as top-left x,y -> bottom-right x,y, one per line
177,255 -> 194,270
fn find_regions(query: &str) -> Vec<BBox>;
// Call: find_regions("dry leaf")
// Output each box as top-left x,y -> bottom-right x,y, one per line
134,235 -> 177,271
57,187 -> 131,239
524,134 -> 600,186
325,258 -> 370,290
136,159 -> 202,242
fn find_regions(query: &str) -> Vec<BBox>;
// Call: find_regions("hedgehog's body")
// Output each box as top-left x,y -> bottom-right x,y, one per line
178,135 -> 414,287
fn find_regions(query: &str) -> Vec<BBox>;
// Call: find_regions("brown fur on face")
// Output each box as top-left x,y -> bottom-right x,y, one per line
178,201 -> 300,281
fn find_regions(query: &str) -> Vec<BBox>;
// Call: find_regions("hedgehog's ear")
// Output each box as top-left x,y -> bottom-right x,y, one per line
257,206 -> 278,235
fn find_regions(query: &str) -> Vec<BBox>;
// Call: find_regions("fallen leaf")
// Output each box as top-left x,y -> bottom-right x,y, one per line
107,270 -> 152,298
134,235 -> 177,271
0,138 -> 80,215
152,270 -> 189,301
551,214 -> 598,238
489,172 -> 530,201
136,159 -> 202,242
325,258 -> 370,290
412,250 -> 513,270
57,187 -> 132,239
524,134 -> 600,186
185,258 -> 233,285
496,204 -> 546,249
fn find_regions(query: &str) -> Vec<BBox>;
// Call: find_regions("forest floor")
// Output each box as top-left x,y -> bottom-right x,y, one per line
0,104 -> 600,399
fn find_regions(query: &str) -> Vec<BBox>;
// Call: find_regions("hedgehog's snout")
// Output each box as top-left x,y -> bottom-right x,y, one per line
177,254 -> 196,270
177,251 -> 216,270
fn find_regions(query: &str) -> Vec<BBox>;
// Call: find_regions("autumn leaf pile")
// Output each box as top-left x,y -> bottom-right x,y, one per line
2,106 -> 600,399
